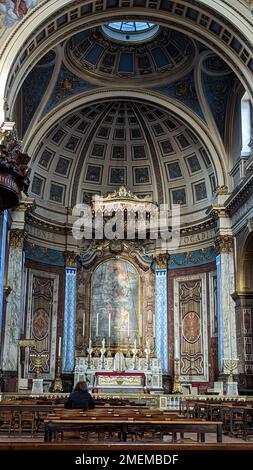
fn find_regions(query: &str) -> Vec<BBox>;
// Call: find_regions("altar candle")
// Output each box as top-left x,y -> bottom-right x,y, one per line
96,312 -> 99,336
58,336 -> 62,357
108,313 -> 111,337
82,313 -> 85,337
127,312 -> 130,337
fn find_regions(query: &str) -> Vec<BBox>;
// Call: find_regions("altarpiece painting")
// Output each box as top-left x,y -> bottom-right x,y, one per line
91,259 -> 139,346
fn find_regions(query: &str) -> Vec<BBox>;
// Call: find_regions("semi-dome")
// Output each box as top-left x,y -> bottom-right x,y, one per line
29,99 -> 216,226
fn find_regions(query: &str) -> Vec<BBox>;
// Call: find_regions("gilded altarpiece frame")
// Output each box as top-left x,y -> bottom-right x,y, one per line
24,269 -> 59,380
174,273 -> 209,382
75,244 -> 155,355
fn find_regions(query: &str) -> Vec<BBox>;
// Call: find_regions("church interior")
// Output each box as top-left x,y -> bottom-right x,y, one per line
0,0 -> 253,452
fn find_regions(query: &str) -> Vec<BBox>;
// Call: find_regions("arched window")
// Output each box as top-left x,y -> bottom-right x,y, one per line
241,92 -> 252,156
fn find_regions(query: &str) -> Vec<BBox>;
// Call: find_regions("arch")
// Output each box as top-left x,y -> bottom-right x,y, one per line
237,229 -> 253,293
24,88 -> 227,198
0,1 -> 252,122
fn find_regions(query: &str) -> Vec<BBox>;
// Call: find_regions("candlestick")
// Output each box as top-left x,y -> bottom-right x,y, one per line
58,336 -> 62,357
127,312 -> 130,337
108,313 -> 111,337
96,312 -> 99,336
172,358 -> 183,394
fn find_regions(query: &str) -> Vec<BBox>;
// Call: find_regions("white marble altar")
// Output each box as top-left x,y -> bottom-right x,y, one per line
74,355 -> 163,391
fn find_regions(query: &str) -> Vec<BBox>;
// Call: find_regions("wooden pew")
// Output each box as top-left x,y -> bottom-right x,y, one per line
44,418 -> 223,443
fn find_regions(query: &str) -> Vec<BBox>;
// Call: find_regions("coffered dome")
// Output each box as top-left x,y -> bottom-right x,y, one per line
29,99 -> 216,226
64,26 -> 196,86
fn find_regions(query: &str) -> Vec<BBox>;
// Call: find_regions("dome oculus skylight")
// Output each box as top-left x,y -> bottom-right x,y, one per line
102,21 -> 159,43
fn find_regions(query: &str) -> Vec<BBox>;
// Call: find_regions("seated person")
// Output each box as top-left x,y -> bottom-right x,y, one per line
64,381 -> 95,410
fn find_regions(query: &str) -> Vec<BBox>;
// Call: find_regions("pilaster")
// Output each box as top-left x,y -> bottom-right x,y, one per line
62,251 -> 78,372
155,254 -> 168,372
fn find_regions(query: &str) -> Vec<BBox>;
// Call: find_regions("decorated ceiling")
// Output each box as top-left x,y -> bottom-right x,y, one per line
11,15 -> 241,230
29,99 -> 216,225
64,26 -> 195,85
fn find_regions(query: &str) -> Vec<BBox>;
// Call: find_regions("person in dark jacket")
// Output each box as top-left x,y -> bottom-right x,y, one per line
64,381 -> 95,410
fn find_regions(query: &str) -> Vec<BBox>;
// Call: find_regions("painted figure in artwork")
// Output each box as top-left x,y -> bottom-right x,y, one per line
13,1 -> 28,17
91,259 -> 139,346
0,0 -> 39,34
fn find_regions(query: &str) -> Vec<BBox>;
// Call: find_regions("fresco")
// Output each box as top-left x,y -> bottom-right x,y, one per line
91,259 -> 139,346
0,1 -> 40,36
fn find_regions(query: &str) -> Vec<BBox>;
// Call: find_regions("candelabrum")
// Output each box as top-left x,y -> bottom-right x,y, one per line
32,356 -> 43,379
107,337 -> 112,358
126,336 -> 131,358
223,357 -> 239,382
52,356 -> 63,392
100,339 -> 106,370
172,358 -> 183,394
87,338 -> 93,368
30,353 -> 47,379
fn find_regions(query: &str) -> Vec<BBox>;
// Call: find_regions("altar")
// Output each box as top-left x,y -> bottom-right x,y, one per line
74,353 -> 163,393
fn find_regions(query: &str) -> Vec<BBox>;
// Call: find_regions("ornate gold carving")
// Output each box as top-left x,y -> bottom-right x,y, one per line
65,250 -> 78,267
30,352 -> 48,379
215,235 -> 234,253
62,78 -> 74,90
208,205 -> 229,220
96,375 -> 143,387
109,239 -> 124,254
18,339 -> 36,348
81,240 -> 152,271
155,254 -> 169,270
102,186 -> 151,203
214,186 -> 229,196
9,230 -> 26,248
170,247 -> 217,266
0,124 -> 30,192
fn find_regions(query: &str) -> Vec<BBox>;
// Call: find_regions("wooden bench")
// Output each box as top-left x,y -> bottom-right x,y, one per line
44,418 -> 223,443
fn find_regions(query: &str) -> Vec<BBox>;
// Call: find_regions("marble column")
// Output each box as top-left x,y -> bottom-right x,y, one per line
62,251 -> 77,372
0,210 -> 8,337
2,230 -> 26,371
216,236 -> 238,373
155,254 -> 168,372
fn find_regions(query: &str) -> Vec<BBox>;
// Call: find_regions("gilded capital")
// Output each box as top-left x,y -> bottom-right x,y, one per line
214,186 -> 229,196
65,250 -> 78,267
215,235 -> 234,253
155,253 -> 169,269
9,230 -> 27,249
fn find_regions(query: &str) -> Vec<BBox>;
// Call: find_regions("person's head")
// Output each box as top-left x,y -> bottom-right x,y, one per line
74,381 -> 88,392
